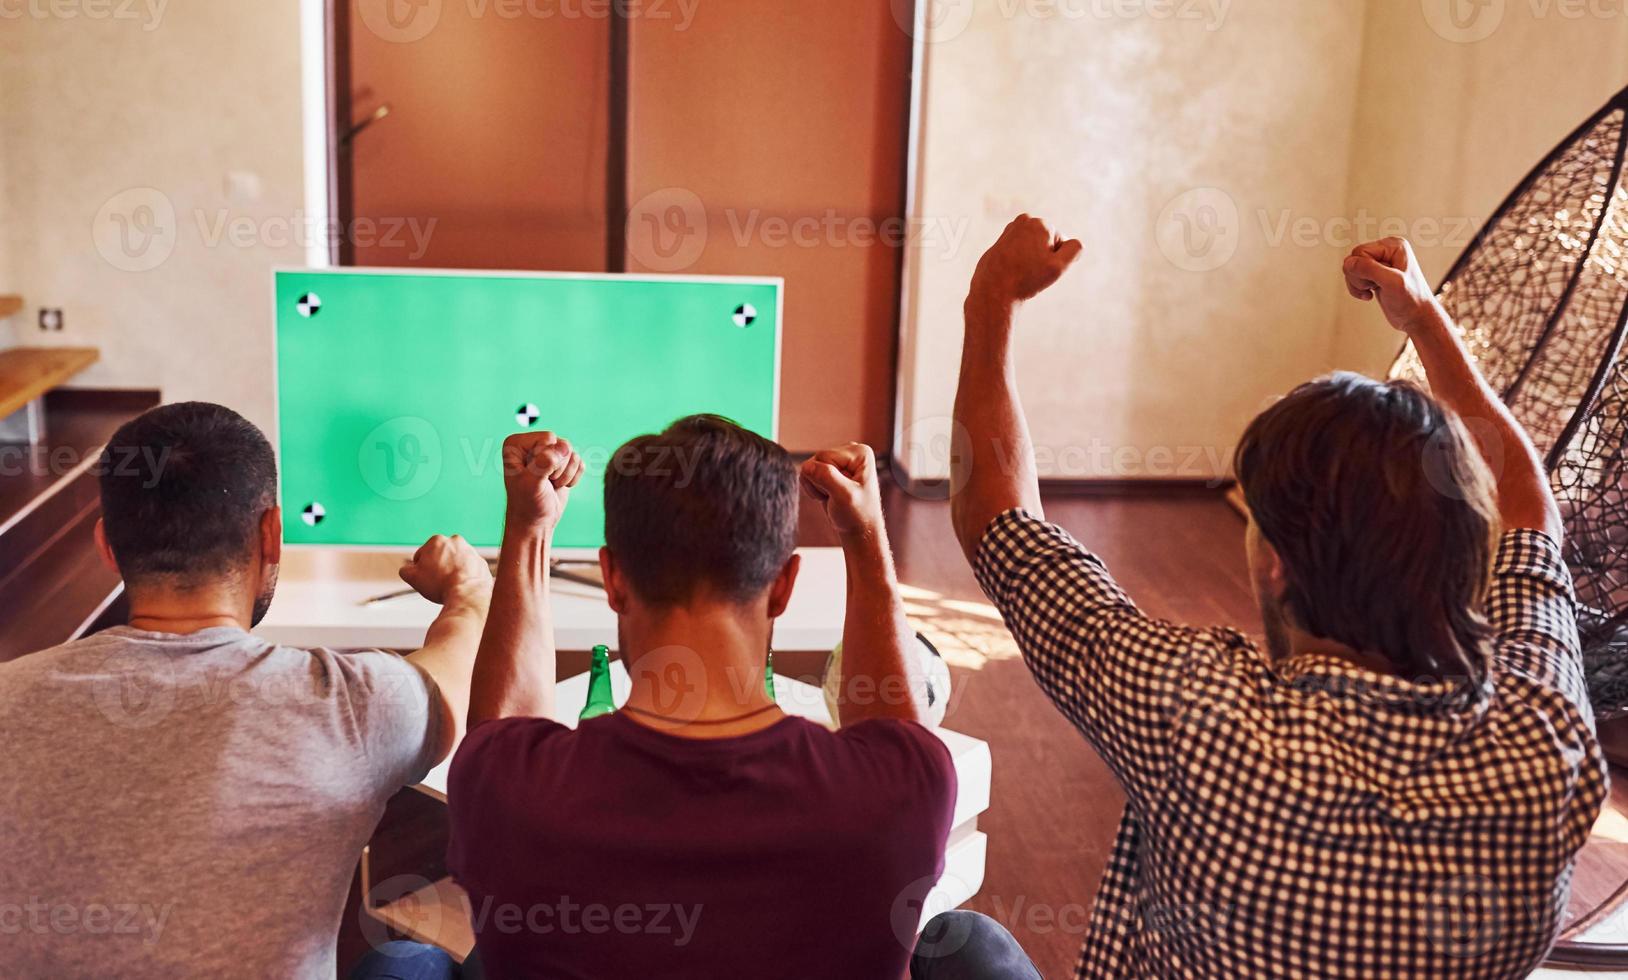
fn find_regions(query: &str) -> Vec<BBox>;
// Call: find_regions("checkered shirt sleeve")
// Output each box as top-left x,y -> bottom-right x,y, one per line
1484,528 -> 1608,848
971,507 -> 1240,803
1487,530 -> 1591,712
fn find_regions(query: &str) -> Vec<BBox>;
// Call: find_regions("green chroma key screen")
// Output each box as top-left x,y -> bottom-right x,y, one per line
274,269 -> 781,552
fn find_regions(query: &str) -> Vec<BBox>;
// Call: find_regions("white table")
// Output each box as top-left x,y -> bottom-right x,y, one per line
258,547 -> 851,652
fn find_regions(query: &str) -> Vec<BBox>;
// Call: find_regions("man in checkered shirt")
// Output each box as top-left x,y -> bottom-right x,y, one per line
944,218 -> 1608,978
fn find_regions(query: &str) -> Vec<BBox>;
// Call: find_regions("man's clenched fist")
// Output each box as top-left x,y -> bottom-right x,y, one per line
969,214 -> 1083,308
400,534 -> 492,606
502,431 -> 585,533
801,443 -> 886,542
1343,237 -> 1440,335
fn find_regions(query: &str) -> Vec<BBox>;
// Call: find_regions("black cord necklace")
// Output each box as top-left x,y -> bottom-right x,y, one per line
620,702 -> 783,726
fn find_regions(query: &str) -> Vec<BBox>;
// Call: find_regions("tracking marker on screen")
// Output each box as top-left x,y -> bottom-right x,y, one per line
733,304 -> 757,328
296,293 -> 323,318
516,404 -> 541,427
302,502 -> 326,527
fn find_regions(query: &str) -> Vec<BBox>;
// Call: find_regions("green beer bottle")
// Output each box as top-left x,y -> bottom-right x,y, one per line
764,649 -> 777,701
580,645 -> 616,720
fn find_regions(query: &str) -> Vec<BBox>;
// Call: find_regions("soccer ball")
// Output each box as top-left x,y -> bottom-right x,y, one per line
822,633 -> 953,728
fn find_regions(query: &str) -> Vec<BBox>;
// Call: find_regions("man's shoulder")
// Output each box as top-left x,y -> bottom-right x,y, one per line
813,718 -> 958,790
451,716 -> 573,774
0,629 -> 428,716
825,715 -> 949,749
0,627 -> 375,670
462,714 -> 572,747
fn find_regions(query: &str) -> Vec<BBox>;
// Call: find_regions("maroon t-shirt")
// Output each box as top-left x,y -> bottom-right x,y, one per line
446,711 -> 956,979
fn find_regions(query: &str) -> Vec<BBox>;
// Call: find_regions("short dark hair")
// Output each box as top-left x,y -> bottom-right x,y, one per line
604,414 -> 797,605
1233,372 -> 1499,684
98,402 -> 278,582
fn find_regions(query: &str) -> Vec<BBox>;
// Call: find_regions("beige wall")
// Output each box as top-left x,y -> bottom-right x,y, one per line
897,0 -> 1371,481
1333,0 -> 1628,376
897,0 -> 1628,482
0,1 -> 306,432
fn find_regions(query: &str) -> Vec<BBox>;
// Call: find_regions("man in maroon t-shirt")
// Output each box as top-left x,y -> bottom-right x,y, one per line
444,416 -> 958,979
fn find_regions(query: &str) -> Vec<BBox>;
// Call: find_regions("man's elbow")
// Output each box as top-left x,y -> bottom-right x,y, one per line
1499,496 -> 1564,545
950,497 -> 988,565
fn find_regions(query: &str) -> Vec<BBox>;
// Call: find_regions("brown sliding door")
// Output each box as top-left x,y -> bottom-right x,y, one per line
340,0 -> 610,271
625,1 -> 913,450
332,0 -> 914,451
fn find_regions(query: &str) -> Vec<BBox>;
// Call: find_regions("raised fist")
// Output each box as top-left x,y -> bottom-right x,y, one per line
969,214 -> 1084,308
400,534 -> 492,606
800,442 -> 885,542
501,430 -> 584,533
1343,237 -> 1440,335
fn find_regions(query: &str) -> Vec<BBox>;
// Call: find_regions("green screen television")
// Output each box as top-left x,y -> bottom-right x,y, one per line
273,268 -> 782,555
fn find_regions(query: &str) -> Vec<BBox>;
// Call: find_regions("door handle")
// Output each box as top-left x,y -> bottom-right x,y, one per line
340,103 -> 393,152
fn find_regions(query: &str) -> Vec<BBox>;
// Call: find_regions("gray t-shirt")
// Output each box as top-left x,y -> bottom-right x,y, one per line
0,626 -> 444,979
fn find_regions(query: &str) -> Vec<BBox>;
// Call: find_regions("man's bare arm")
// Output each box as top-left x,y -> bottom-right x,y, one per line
469,523 -> 556,725
467,432 -> 584,728
1344,238 -> 1561,540
951,215 -> 1083,562
802,444 -> 924,725
399,535 -> 494,763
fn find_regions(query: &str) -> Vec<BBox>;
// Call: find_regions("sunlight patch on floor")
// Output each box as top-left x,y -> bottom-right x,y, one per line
902,586 -> 1021,671
940,598 -> 1005,621
899,583 -> 945,602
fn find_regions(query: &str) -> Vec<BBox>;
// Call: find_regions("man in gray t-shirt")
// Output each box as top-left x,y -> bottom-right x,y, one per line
0,403 -> 492,979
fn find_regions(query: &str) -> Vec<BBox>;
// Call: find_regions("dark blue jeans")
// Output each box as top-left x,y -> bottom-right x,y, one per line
911,911 -> 1043,980
351,913 -> 1036,980
348,942 -> 481,980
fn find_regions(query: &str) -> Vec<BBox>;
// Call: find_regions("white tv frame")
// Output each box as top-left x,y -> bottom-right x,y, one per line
269,266 -> 785,561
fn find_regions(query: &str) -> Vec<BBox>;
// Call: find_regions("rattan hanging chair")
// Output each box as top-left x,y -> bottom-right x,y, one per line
1390,85 -> 1628,719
